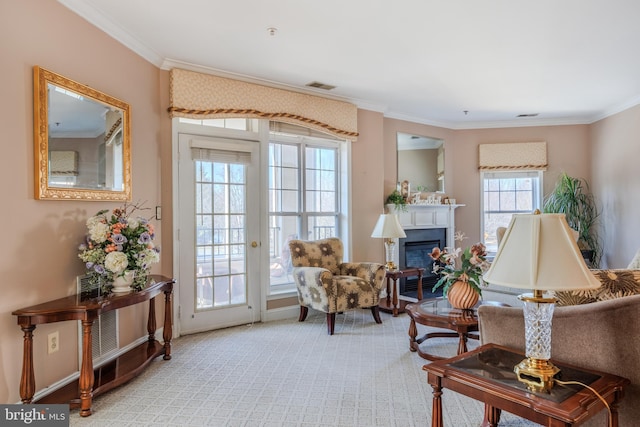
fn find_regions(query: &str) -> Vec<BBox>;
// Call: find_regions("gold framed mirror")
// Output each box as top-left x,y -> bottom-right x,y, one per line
397,132 -> 445,193
33,66 -> 131,201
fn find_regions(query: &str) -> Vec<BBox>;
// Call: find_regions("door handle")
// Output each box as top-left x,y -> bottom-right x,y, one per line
251,241 -> 258,248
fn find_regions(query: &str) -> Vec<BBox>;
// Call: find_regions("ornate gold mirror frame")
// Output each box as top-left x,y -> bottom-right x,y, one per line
33,66 -> 132,201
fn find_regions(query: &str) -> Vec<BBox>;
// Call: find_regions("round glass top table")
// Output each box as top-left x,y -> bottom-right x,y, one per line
405,297 -> 510,361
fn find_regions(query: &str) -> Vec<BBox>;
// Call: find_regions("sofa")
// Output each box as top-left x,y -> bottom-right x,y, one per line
478,271 -> 640,426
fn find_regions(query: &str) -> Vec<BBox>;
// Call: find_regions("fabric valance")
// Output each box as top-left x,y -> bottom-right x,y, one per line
478,142 -> 547,171
168,68 -> 358,141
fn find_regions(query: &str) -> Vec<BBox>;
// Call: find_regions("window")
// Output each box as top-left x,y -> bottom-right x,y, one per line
482,171 -> 543,253
268,131 -> 341,291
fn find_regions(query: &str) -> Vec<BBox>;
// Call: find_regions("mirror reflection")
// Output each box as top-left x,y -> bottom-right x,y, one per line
397,132 -> 444,193
34,66 -> 131,201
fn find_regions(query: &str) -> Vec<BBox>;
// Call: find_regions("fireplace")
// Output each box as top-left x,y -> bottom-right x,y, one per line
398,228 -> 446,296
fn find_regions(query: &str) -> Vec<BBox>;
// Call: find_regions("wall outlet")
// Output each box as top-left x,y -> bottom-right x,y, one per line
48,331 -> 59,354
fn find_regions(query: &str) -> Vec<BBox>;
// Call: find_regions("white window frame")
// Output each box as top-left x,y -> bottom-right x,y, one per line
267,132 -> 344,294
480,170 -> 543,255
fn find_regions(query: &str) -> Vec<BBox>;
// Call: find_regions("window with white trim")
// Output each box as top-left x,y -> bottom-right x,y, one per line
482,170 -> 543,253
268,129 -> 341,291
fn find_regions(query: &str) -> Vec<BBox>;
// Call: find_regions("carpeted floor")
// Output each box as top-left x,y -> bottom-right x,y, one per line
69,309 -> 538,426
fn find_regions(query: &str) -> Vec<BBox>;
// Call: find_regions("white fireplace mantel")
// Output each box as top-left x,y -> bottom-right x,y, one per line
386,204 -> 463,248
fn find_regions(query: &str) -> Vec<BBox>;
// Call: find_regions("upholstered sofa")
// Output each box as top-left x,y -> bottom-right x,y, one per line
478,271 -> 640,426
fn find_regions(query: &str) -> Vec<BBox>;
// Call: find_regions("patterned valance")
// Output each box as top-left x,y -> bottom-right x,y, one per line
168,68 -> 358,141
49,150 -> 78,176
478,142 -> 547,171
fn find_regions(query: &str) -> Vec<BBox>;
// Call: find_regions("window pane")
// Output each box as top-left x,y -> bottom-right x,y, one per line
269,136 -> 340,291
482,171 -> 542,253
269,215 -> 299,287
307,216 -> 336,240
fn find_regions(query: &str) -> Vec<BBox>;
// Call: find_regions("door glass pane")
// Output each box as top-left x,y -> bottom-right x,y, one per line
195,160 -> 247,310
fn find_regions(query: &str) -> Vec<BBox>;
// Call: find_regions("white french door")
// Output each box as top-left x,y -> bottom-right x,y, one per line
178,133 -> 261,334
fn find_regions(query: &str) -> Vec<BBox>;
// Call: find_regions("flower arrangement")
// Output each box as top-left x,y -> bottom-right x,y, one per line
429,232 -> 489,296
78,203 -> 160,292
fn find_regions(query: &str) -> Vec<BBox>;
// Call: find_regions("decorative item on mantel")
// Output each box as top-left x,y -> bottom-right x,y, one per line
429,232 -> 489,309
78,202 -> 160,293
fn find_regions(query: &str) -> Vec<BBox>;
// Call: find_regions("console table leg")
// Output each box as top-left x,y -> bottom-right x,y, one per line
19,324 -> 36,404
147,296 -> 157,342
79,319 -> 95,417
162,289 -> 173,360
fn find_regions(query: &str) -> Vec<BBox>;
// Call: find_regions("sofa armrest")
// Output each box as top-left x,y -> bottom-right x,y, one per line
478,305 -> 526,350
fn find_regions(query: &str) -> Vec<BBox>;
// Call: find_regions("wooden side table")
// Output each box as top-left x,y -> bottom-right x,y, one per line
423,343 -> 629,427
378,267 -> 424,316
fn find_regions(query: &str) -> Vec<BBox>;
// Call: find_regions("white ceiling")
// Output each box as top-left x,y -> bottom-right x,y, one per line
58,0 -> 640,129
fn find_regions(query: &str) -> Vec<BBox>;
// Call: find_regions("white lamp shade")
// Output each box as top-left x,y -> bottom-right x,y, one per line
483,213 -> 600,291
371,214 -> 407,239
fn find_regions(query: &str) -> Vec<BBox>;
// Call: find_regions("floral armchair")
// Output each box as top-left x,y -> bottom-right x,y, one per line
288,237 -> 386,335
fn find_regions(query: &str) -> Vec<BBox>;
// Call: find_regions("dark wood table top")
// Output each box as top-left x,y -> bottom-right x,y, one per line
423,343 -> 630,426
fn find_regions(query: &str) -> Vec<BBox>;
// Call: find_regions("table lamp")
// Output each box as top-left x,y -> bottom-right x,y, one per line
482,211 -> 600,393
371,214 -> 406,270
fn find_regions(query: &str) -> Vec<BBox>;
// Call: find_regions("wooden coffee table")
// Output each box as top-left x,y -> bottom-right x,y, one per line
424,343 -> 629,427
405,297 -> 508,361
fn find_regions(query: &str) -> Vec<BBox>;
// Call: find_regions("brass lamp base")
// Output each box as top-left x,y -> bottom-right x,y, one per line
385,261 -> 397,271
514,357 -> 560,393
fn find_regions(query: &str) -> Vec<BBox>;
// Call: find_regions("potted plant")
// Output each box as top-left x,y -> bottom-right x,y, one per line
385,189 -> 408,212
429,232 -> 490,309
543,172 -> 600,266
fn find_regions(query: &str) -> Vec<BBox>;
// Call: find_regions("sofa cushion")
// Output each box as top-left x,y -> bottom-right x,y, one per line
555,269 -> 640,306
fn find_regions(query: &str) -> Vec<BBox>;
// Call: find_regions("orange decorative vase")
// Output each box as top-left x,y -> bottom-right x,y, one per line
447,280 -> 479,310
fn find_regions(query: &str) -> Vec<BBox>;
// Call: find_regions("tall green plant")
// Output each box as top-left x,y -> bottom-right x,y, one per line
543,172 -> 600,266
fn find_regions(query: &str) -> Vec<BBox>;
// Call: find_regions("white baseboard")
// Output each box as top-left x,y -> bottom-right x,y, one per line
25,329 -> 164,404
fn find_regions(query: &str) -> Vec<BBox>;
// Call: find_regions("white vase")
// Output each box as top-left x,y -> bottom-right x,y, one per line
111,270 -> 135,293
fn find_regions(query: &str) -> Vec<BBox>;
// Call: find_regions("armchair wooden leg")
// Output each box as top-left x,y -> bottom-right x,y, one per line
371,306 -> 382,324
299,306 -> 309,322
326,313 -> 336,335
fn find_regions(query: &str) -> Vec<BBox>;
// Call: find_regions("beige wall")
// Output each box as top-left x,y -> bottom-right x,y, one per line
3,0 -> 639,407
590,104 -> 640,268
1,1 -> 166,404
448,125 -> 591,243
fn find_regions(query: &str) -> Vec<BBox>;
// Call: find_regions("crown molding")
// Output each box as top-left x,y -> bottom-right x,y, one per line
588,94 -> 640,124
56,0 -> 640,130
57,0 -> 164,66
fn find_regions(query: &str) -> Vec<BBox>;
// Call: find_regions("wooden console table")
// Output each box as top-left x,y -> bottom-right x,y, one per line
12,275 -> 175,417
379,267 -> 424,316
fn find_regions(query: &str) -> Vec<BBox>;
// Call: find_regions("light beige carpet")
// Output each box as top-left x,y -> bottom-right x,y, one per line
69,309 -> 537,426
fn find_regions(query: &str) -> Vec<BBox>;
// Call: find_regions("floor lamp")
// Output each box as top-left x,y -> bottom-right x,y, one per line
371,214 -> 406,270
483,212 -> 600,393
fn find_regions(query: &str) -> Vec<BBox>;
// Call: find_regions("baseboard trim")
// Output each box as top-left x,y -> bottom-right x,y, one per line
22,329 -> 164,404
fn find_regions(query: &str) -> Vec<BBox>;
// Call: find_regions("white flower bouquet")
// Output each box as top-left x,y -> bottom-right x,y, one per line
78,203 -> 160,292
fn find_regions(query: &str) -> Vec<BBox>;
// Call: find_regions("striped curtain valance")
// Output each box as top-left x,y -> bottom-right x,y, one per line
478,142 -> 547,171
168,68 -> 358,141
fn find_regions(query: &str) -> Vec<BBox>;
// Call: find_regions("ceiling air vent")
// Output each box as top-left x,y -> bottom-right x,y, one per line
517,113 -> 539,117
305,81 -> 336,91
